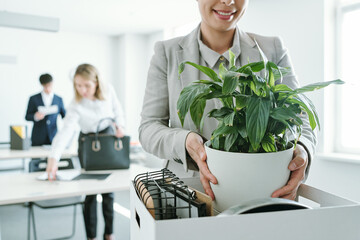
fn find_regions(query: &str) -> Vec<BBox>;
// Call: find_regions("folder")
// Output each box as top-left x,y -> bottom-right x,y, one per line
10,125 -> 30,150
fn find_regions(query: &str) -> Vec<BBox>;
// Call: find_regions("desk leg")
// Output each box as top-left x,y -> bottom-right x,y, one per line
27,205 -> 31,240
27,203 -> 37,240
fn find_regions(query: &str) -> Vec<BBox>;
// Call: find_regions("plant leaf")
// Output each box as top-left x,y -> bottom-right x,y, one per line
238,125 -> 247,138
286,97 -> 317,130
224,111 -> 236,126
222,71 -> 240,94
266,62 -> 275,87
208,107 -> 233,119
254,39 -> 268,79
261,133 -> 276,152
299,93 -> 320,130
224,132 -> 239,151
290,79 -> 344,96
211,136 -> 220,149
237,61 -> 265,73
246,96 -> 271,151
219,62 -> 228,80
273,66 -> 292,82
229,49 -> 236,69
235,94 -> 249,110
190,98 -> 206,130
212,125 -> 236,139
179,61 -> 222,82
177,84 -> 210,126
273,84 -> 293,93
270,107 -> 303,126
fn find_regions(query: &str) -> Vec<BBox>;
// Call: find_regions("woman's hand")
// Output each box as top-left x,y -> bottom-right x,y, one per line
185,132 -> 218,200
46,158 -> 58,181
114,124 -> 125,138
271,144 -> 308,200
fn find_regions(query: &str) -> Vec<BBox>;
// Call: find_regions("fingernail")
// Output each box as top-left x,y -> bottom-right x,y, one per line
289,163 -> 297,171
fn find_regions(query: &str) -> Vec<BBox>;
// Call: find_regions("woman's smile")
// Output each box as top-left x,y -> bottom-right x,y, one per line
213,9 -> 236,20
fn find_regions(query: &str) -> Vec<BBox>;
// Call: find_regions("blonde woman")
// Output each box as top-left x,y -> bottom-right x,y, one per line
47,63 -> 124,240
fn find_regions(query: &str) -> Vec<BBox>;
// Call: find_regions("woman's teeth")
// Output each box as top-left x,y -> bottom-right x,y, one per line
216,11 -> 233,16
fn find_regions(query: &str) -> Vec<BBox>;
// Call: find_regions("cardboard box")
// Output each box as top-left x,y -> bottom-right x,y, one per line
130,178 -> 360,240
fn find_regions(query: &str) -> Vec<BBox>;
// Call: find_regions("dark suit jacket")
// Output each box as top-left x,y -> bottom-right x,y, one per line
25,93 -> 66,146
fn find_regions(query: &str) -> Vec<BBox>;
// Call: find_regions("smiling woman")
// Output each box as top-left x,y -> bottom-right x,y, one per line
139,0 -> 317,203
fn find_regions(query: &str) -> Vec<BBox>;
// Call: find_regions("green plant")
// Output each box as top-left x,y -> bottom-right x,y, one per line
177,50 -> 344,153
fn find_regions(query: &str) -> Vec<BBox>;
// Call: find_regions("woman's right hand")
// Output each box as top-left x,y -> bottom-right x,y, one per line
185,132 -> 218,200
46,158 -> 58,181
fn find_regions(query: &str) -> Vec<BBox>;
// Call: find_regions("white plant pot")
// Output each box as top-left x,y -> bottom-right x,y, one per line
204,141 -> 294,212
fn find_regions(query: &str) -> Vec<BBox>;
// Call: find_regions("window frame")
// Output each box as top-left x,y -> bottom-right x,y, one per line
334,1 -> 360,154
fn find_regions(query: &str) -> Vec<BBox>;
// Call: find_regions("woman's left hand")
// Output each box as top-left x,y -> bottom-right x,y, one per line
114,124 -> 125,138
271,144 -> 308,200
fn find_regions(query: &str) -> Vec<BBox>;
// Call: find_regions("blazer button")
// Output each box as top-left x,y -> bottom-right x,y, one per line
46,120 -> 50,125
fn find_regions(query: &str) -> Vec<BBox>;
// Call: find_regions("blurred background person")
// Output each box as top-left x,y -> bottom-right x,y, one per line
46,63 -> 125,240
25,73 -> 66,146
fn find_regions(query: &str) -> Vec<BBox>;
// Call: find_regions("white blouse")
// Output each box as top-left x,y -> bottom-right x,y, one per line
50,84 -> 125,161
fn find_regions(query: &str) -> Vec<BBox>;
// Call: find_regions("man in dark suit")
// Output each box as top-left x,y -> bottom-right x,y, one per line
25,73 -> 66,146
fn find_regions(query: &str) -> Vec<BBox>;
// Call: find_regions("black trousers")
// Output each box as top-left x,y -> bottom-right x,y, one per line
83,193 -> 114,238
78,126 -> 115,238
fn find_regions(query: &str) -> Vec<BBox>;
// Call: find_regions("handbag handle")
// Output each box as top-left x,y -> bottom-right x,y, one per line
92,118 -> 123,152
95,117 -> 117,136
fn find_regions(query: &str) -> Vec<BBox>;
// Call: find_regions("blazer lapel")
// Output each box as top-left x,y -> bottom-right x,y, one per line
238,30 -> 267,77
37,93 -> 45,106
51,95 -> 57,105
176,27 -> 201,89
238,29 -> 259,66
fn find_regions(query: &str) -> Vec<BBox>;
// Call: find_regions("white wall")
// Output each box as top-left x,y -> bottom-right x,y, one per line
0,27 -> 162,144
114,32 -> 163,142
0,27 -> 118,142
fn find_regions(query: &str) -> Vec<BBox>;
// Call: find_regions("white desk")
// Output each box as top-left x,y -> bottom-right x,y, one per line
0,145 -> 78,172
0,163 -> 160,205
0,145 -> 77,160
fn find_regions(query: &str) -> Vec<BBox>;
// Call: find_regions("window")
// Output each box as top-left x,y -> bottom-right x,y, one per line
335,2 -> 360,153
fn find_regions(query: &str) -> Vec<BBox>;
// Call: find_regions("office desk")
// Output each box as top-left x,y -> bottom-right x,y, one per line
0,145 -> 77,171
0,163 -> 160,205
0,145 -> 77,160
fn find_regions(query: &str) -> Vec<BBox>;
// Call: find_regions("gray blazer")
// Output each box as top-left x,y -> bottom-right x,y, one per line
139,26 -> 316,178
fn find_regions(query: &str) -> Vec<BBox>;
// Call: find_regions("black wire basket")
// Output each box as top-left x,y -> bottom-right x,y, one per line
133,168 -> 204,220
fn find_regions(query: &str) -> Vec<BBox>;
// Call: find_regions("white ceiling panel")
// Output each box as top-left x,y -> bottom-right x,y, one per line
0,0 -> 201,35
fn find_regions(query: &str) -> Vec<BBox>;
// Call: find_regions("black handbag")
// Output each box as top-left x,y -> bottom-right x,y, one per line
78,118 -> 130,170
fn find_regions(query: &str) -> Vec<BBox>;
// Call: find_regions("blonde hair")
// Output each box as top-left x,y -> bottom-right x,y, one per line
73,63 -> 105,102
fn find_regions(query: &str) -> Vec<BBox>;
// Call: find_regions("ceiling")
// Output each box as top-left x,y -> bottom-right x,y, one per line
0,0 -> 201,35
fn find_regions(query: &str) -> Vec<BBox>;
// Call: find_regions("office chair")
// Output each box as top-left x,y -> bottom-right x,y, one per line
27,158 -> 84,240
